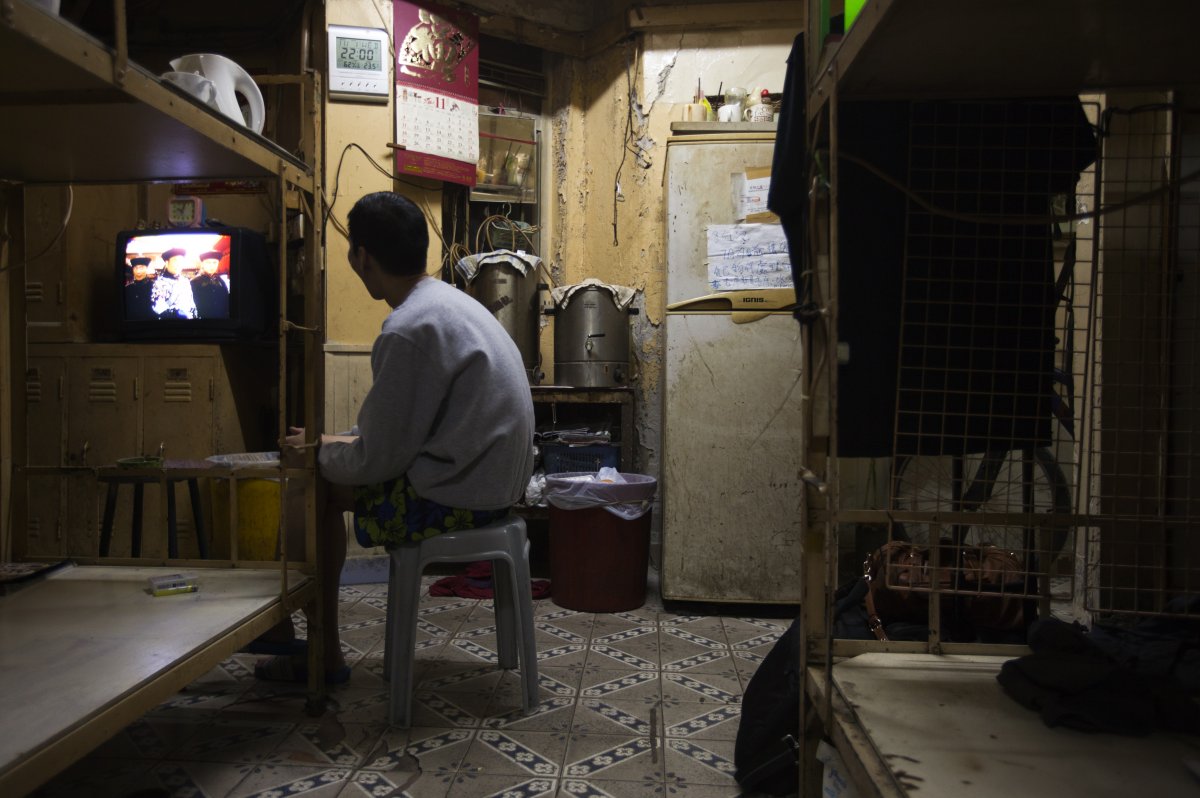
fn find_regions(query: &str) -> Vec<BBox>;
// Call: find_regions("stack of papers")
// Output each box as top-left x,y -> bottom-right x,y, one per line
535,427 -> 611,446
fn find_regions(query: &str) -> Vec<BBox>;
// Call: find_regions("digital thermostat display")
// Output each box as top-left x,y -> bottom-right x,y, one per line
337,37 -> 380,71
327,24 -> 390,103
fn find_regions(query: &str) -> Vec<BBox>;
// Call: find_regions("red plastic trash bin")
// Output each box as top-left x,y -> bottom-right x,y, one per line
545,472 -> 656,613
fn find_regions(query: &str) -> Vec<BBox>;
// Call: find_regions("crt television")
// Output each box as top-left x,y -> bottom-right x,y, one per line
117,226 -> 275,342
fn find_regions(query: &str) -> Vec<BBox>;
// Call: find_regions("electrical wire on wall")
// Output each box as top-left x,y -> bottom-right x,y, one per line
0,186 -> 73,274
474,213 -> 540,254
612,36 -> 645,247
444,191 -> 471,281
322,141 -> 450,267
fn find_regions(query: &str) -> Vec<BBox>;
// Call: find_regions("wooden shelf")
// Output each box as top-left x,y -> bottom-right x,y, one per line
669,121 -> 777,135
532,386 -> 635,472
0,3 -> 312,187
810,0 -> 1200,115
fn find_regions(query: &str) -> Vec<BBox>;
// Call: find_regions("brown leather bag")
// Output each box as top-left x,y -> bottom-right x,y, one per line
863,540 -> 1027,642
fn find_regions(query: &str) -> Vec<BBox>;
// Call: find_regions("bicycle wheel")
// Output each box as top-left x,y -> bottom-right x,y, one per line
892,447 -> 1071,560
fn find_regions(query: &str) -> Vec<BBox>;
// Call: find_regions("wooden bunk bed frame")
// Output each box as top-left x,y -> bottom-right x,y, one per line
0,3 -> 327,794
798,2 -> 1200,796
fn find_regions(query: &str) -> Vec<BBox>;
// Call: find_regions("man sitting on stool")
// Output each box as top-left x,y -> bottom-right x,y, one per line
253,191 -> 535,684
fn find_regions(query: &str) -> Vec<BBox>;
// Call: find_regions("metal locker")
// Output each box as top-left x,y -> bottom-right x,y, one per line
22,475 -> 63,558
65,356 -> 139,467
141,355 -> 216,460
141,355 -> 218,559
63,472 -> 99,558
24,356 -> 66,467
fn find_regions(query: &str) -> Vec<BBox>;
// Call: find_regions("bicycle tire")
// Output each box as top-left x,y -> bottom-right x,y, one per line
891,447 -> 1072,564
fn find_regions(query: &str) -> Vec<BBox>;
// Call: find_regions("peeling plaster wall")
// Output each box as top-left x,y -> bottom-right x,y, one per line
643,29 -> 797,106
544,28 -> 799,545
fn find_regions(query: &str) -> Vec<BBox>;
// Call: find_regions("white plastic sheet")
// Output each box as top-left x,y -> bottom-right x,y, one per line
544,469 -> 657,520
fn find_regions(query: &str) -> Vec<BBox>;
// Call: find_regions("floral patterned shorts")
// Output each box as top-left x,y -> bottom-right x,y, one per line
352,473 -> 509,548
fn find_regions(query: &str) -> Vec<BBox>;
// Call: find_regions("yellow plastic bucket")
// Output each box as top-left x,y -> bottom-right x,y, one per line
211,479 -> 281,561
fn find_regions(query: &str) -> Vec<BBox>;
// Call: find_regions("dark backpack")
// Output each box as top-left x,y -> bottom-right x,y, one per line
734,616 -> 802,795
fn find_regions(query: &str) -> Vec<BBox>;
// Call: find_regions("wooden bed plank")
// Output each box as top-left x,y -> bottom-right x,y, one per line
826,653 -> 1199,797
0,565 -> 314,794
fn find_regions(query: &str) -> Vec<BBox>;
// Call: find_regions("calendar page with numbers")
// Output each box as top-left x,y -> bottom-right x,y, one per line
393,1 -> 479,186
396,87 -> 478,165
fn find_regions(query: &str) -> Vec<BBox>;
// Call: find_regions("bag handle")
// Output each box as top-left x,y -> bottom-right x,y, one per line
862,550 -> 891,642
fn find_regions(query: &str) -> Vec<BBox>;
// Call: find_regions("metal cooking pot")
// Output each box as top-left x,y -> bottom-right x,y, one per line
549,285 -> 637,387
465,260 -> 543,382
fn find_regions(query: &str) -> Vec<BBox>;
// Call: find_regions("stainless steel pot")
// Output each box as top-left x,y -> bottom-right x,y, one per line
551,286 -> 634,387
466,261 -> 541,382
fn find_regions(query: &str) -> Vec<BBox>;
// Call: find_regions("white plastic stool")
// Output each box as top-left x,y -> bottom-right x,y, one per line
384,516 -> 539,727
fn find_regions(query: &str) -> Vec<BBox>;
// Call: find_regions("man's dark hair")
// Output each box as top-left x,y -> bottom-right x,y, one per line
346,191 -> 430,276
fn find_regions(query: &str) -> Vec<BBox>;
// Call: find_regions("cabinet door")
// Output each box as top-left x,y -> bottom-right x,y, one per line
142,355 -> 216,460
23,475 -> 64,558
662,314 -> 804,603
142,356 -> 216,559
22,187 -> 69,333
65,356 -> 139,466
63,471 -> 100,558
25,356 -> 66,467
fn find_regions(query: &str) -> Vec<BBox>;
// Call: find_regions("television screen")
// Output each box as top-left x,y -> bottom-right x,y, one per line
117,226 -> 272,341
122,231 -> 232,320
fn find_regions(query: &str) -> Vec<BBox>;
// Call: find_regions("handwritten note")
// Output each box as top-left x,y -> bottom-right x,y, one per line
707,224 -> 793,290
739,171 -> 772,220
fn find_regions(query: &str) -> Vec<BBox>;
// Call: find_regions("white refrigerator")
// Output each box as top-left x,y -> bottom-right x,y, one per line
662,132 -> 804,604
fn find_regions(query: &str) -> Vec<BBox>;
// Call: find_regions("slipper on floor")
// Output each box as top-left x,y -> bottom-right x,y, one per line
253,654 -> 351,685
240,637 -> 307,656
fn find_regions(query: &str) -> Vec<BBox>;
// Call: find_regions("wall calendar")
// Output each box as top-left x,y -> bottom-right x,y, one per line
395,86 -> 478,165
393,2 -> 479,186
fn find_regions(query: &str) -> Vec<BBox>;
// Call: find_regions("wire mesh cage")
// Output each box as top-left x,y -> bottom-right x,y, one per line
861,97 -> 1200,634
872,98 -> 1100,630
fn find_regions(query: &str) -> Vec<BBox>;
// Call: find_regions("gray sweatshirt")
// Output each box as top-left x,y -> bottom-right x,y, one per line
318,278 -> 535,510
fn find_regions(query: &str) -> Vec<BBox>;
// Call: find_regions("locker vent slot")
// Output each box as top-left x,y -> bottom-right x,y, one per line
88,381 -> 118,402
25,282 -> 45,303
27,518 -> 41,538
25,375 -> 43,403
163,381 -> 193,403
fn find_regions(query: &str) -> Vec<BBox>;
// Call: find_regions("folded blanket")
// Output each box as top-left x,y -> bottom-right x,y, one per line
997,618 -> 1200,736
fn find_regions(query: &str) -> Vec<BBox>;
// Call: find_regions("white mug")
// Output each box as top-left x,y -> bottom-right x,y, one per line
744,103 -> 775,123
717,103 -> 742,123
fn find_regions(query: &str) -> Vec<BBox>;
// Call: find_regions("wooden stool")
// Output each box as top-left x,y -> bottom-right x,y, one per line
97,468 -> 208,559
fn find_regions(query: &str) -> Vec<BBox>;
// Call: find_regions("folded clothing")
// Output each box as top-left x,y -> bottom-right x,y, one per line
997,618 -> 1200,736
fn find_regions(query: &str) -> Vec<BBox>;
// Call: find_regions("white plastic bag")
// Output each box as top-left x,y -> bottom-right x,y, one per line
544,471 -> 656,520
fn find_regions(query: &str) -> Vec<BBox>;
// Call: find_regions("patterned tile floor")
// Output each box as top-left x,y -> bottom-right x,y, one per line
33,569 -> 793,798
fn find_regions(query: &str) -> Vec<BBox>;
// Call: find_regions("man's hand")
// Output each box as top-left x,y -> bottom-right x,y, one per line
283,425 -> 309,468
